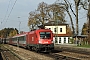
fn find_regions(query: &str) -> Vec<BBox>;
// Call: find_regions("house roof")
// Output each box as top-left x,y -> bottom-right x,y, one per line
73,35 -> 88,38
44,21 -> 68,26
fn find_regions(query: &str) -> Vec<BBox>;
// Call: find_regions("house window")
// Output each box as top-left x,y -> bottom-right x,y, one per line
60,28 -> 62,32
68,37 -> 69,43
64,37 -> 66,43
59,37 -> 61,43
54,28 -> 57,32
55,37 -> 58,43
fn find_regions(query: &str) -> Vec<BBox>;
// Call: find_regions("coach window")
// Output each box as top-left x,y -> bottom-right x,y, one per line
64,37 -> 66,43
59,37 -> 61,43
54,28 -> 56,32
60,28 -> 62,32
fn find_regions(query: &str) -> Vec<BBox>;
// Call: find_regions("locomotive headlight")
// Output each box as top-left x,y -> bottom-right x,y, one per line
39,40 -> 42,43
52,40 -> 54,43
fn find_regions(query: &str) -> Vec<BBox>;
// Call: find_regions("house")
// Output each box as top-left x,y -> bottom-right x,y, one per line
44,21 -> 71,44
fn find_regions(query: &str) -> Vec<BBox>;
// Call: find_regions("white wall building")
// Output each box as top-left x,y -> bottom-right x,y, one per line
44,21 -> 70,44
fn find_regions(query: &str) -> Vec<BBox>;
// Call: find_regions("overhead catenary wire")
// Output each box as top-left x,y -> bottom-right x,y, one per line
3,0 -> 18,28
2,0 -> 11,22
0,0 -> 11,26
6,0 -> 18,20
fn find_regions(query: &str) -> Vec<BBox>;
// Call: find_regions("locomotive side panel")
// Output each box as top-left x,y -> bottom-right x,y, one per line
27,31 -> 38,44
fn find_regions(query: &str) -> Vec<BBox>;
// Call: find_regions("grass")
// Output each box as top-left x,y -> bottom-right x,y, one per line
77,44 -> 90,48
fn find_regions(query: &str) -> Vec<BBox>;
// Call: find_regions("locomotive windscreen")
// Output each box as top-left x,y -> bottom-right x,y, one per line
40,32 -> 51,39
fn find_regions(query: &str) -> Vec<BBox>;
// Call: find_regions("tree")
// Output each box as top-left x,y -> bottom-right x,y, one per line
28,2 -> 66,31
88,1 -> 90,32
28,2 -> 49,31
9,30 -> 17,37
66,25 -> 73,36
81,23 -> 88,35
74,0 -> 80,35
0,28 -> 18,38
87,0 -> 90,43
48,3 -> 66,22
28,11 -> 39,30
55,0 -> 76,35
37,2 -> 49,24
56,0 -> 90,35
79,0 -> 90,43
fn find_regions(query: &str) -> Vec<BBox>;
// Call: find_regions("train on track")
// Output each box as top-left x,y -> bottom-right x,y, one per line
2,29 -> 54,52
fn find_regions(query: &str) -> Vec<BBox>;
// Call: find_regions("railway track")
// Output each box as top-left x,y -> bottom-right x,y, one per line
2,44 -> 90,60
50,53 -> 80,60
61,51 -> 90,59
39,50 -> 80,60
3,44 -> 79,60
39,49 -> 90,60
0,44 -> 22,60
2,44 -> 54,60
51,51 -> 90,60
60,47 -> 90,55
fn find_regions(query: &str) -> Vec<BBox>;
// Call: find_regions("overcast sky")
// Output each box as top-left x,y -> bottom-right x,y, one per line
0,0 -> 56,32
0,0 -> 88,33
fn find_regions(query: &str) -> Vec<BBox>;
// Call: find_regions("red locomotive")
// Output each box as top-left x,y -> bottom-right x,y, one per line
6,29 -> 54,52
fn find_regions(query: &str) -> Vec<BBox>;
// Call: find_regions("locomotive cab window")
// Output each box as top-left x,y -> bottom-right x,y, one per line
40,32 -> 51,39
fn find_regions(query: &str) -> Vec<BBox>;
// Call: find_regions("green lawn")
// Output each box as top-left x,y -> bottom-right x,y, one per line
77,45 -> 90,48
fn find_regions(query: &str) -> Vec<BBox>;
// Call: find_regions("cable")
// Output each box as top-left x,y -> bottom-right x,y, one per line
3,0 -> 11,22
0,0 -> 12,30
0,0 -> 11,26
6,0 -> 17,21
4,0 -> 18,27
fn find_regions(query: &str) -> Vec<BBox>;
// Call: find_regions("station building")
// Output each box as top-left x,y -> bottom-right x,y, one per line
44,21 -> 71,44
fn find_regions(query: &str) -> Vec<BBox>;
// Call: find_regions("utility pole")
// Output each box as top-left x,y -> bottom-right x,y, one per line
54,11 -> 58,44
18,17 -> 21,34
19,21 -> 21,34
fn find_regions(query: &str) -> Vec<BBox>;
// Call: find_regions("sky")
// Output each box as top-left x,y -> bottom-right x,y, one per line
0,0 -> 88,33
0,0 -> 56,32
